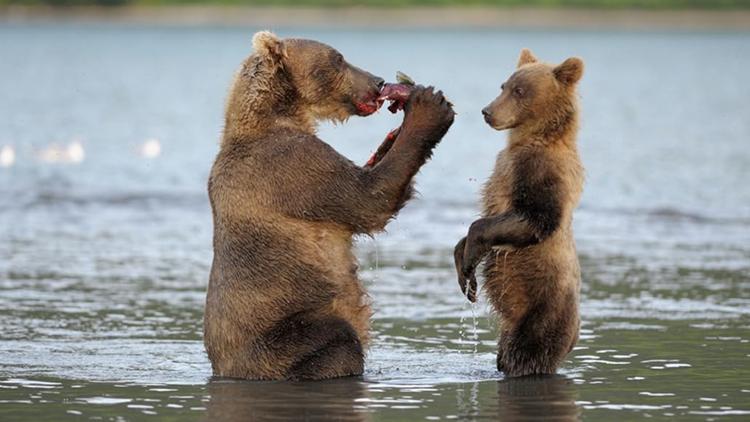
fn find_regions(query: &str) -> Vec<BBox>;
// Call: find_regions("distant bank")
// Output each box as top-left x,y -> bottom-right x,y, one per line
2,5 -> 750,30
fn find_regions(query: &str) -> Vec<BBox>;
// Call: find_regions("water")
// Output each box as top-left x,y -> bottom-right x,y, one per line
1,24 -> 749,420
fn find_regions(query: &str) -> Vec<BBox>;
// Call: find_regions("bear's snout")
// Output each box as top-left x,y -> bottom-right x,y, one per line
482,107 -> 493,124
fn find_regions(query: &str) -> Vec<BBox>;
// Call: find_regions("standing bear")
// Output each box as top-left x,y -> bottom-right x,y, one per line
205,31 -> 455,381
454,49 -> 584,377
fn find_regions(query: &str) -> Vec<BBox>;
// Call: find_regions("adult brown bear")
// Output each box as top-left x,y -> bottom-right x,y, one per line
204,31 -> 455,381
454,49 -> 584,377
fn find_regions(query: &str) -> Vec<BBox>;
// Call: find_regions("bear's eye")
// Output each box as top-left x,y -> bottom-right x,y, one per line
513,87 -> 525,97
501,83 -> 506,90
335,53 -> 345,67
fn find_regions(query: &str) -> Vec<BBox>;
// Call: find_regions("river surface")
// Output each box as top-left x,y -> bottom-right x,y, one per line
1,24 -> 749,421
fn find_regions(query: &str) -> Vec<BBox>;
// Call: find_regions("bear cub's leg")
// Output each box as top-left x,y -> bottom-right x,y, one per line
496,346 -> 506,373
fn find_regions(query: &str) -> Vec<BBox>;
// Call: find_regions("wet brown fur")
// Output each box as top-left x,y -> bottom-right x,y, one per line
205,31 -> 455,381
457,49 -> 584,377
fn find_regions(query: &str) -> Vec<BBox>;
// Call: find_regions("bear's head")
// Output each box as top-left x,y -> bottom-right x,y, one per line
225,31 -> 385,137
481,49 -> 583,135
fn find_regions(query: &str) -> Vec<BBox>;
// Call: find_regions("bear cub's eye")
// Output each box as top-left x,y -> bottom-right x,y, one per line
513,87 -> 525,97
501,83 -> 506,90
335,53 -> 345,67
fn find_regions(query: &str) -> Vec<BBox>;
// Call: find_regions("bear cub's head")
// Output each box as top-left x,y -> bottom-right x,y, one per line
482,49 -> 583,133
231,31 -> 385,130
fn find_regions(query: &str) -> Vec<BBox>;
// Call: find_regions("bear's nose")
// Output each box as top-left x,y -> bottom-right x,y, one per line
482,107 -> 493,124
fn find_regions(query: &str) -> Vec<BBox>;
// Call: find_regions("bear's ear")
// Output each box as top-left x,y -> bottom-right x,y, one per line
517,48 -> 538,68
252,31 -> 286,62
553,57 -> 584,86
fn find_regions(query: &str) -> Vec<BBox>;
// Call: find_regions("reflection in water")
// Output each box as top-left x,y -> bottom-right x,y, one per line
496,376 -> 580,421
206,378 -> 370,422
455,381 -> 480,419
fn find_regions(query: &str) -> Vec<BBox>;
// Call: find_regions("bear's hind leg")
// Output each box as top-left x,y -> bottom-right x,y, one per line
267,312 -> 364,381
287,332 -> 364,381
497,324 -> 569,377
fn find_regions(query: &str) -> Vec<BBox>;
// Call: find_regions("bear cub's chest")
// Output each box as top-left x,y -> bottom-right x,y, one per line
482,151 -> 515,216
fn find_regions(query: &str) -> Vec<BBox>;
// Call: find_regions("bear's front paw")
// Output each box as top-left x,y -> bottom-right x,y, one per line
403,86 -> 455,137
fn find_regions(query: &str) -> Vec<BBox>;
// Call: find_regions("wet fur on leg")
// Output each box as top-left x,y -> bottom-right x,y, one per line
496,291 -> 579,377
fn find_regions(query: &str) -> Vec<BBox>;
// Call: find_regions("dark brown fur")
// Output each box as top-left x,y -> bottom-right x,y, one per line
204,31 -> 455,381
454,49 -> 584,377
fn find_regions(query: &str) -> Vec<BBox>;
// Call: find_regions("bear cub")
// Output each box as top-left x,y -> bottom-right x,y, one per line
454,49 -> 585,377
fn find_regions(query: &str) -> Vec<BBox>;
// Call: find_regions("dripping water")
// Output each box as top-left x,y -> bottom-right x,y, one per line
470,302 -> 479,356
374,241 -> 379,276
458,312 -> 466,353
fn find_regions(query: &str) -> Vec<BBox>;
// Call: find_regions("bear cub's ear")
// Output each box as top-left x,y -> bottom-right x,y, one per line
517,48 -> 538,68
252,31 -> 287,62
553,57 -> 584,86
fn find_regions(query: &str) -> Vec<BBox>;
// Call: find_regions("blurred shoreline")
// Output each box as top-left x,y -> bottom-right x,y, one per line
2,5 -> 750,30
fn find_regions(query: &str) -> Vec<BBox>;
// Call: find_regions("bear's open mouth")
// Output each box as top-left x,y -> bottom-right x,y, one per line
354,98 -> 381,116
354,82 -> 414,116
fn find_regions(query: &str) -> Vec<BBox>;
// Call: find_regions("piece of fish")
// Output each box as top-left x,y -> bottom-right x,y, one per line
396,71 -> 415,86
377,71 -> 416,113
